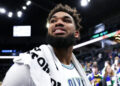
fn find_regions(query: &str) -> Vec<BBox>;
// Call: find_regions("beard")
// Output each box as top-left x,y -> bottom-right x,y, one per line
46,33 -> 76,49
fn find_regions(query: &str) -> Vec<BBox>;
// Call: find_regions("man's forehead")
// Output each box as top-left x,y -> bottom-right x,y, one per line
51,11 -> 73,19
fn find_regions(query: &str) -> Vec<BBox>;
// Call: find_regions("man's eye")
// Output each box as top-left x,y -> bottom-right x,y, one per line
64,19 -> 72,23
50,19 -> 56,23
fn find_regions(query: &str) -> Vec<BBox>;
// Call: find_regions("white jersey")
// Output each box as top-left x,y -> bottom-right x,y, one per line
61,63 -> 84,86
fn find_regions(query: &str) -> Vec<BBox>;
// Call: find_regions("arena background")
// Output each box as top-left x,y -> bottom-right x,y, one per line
0,0 -> 120,85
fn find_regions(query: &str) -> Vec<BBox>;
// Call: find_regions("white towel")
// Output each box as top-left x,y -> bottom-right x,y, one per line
14,44 -> 91,86
29,44 -> 64,86
72,54 -> 92,86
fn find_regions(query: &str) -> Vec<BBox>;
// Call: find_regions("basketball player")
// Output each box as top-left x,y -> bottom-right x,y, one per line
2,4 -> 91,86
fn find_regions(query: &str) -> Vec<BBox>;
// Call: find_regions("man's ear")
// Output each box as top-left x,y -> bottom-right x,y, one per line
75,30 -> 80,39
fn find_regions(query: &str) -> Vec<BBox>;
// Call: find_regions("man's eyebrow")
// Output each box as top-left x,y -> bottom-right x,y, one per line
51,16 -> 56,19
63,16 -> 71,19
51,15 -> 71,19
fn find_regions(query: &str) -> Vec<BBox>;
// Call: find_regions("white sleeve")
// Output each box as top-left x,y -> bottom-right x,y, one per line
2,63 -> 35,86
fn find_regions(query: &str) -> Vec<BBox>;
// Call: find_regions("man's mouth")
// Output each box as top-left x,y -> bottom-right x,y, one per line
53,27 -> 66,35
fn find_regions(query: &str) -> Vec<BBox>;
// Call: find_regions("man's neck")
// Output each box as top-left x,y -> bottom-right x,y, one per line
53,46 -> 73,65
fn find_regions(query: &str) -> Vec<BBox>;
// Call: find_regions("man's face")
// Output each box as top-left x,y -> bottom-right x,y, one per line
46,11 -> 79,48
48,11 -> 79,38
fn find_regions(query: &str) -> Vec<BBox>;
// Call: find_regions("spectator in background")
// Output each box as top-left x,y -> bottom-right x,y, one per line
79,60 -> 86,71
88,64 -> 102,86
108,54 -> 114,65
118,49 -> 120,58
112,56 -> 119,73
102,65 -> 117,86
85,61 -> 92,75
101,60 -> 111,77
112,48 -> 118,59
116,59 -> 120,86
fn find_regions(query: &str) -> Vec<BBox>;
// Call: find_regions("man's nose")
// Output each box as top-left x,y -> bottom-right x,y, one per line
55,20 -> 64,27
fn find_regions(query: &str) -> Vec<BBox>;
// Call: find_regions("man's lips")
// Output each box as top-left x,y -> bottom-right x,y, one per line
53,27 -> 66,35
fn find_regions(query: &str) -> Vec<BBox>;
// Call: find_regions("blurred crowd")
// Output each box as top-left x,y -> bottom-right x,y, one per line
81,48 -> 120,86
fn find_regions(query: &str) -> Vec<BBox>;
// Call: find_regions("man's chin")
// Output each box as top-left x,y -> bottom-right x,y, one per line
46,34 -> 76,49
54,35 -> 67,38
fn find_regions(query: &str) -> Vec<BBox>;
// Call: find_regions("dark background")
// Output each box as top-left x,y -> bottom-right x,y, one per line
0,0 -> 120,51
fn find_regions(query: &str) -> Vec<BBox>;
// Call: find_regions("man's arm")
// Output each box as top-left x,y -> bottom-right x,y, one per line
2,63 -> 35,86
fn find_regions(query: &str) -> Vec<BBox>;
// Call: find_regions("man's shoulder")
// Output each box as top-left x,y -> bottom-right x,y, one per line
27,44 -> 50,55
2,63 -> 35,86
13,45 -> 44,64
